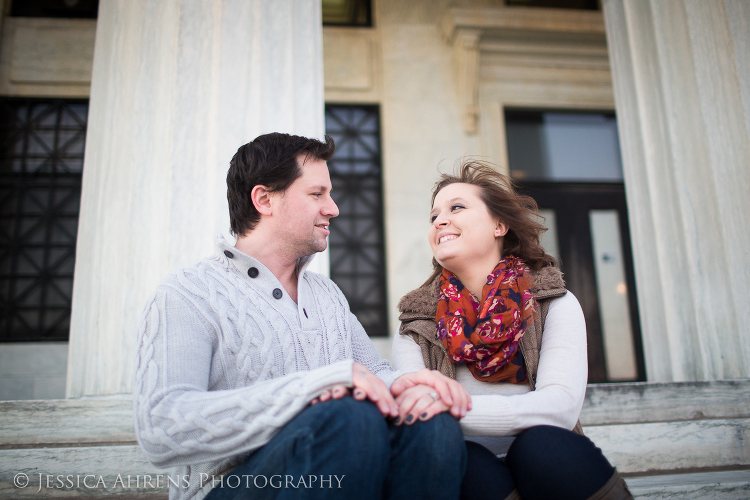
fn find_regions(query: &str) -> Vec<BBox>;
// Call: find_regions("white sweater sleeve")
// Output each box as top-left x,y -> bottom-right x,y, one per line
391,328 -> 429,371
460,291 -> 588,436
133,287 -> 354,469
349,312 -> 403,387
391,291 -> 588,437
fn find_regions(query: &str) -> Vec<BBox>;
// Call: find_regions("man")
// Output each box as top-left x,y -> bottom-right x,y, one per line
134,133 -> 468,500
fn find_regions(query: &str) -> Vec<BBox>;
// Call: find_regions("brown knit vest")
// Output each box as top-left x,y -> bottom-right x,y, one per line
397,266 -> 584,435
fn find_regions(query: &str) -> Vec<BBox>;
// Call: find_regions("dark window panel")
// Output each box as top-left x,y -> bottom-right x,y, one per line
325,104 -> 387,337
505,0 -> 599,10
505,108 -> 622,183
10,0 -> 99,19
0,98 -> 87,342
322,0 -> 372,26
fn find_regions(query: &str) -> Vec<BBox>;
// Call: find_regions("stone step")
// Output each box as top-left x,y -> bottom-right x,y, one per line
2,445 -> 749,499
625,469 -> 750,499
1,380 -> 749,497
581,379 -> 750,425
0,395 -> 134,446
585,418 -> 750,473
3,380 -> 749,446
0,445 -> 167,498
4,420 -> 745,481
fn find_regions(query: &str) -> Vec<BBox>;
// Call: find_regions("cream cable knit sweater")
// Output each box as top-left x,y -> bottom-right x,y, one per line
134,236 -> 399,500
391,291 -> 587,454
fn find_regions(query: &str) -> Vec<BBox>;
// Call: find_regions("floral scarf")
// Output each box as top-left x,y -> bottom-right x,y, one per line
436,257 -> 536,383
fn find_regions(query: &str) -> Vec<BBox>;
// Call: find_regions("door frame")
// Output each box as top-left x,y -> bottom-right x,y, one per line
519,181 -> 646,382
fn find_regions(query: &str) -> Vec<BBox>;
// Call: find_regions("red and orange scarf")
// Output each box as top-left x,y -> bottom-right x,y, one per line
436,257 -> 536,383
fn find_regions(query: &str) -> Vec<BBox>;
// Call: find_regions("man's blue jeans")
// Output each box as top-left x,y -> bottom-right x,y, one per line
204,396 -> 466,500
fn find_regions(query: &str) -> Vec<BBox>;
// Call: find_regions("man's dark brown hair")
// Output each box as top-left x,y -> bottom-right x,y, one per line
227,133 -> 335,236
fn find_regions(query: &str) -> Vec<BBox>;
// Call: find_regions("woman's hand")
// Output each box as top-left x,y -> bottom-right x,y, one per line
391,369 -> 472,418
311,363 -> 400,419
394,384 -> 452,425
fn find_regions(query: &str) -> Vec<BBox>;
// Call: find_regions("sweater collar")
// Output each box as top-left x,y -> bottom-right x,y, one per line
213,234 -> 315,304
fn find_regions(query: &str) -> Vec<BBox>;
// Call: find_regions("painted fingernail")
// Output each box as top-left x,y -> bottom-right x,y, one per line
394,416 -> 401,425
406,415 -> 414,423
420,412 -> 428,419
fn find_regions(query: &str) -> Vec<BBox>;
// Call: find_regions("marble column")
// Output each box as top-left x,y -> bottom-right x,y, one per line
67,0 -> 325,397
603,0 -> 750,381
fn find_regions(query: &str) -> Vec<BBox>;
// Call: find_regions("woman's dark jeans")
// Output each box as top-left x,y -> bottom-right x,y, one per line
461,425 -> 615,500
205,396 -> 466,500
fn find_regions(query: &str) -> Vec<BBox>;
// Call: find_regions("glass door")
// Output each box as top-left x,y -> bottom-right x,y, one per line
506,109 -> 645,382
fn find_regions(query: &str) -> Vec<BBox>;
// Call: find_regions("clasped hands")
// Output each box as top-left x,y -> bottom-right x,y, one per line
311,362 -> 472,425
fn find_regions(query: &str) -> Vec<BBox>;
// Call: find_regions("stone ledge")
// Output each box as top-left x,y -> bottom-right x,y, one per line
2,447 -> 748,499
1,380 -> 749,497
0,394 -> 133,446
442,6 -> 605,42
581,379 -> 750,425
4,380 -> 749,446
625,469 -> 750,499
0,445 -> 167,499
585,418 -> 750,473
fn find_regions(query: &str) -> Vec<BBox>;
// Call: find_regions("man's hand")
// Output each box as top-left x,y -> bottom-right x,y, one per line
394,384 -> 451,425
311,363 -> 399,419
310,385 -> 349,405
350,362 -> 399,418
391,369 -> 471,418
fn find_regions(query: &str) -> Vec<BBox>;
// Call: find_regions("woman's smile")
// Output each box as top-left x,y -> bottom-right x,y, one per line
428,183 -> 503,273
437,233 -> 459,245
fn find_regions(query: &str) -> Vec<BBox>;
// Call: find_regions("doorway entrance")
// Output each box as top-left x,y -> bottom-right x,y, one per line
505,109 -> 645,382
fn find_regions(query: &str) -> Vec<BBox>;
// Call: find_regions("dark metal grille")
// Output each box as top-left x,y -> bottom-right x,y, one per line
322,0 -> 372,27
505,0 -> 599,10
325,105 -> 387,337
0,99 -> 88,342
10,0 -> 99,19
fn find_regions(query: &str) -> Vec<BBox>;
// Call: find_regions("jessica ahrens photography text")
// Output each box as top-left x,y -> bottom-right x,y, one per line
13,472 -> 345,492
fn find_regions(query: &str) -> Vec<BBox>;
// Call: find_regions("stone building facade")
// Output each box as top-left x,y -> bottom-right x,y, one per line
1,2 -> 749,497
0,0 -> 748,401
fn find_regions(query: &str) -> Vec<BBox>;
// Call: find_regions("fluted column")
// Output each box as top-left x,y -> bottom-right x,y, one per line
603,0 -> 750,381
67,0 -> 325,397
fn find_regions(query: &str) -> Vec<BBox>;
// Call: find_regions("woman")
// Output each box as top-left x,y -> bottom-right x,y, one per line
391,161 -> 632,500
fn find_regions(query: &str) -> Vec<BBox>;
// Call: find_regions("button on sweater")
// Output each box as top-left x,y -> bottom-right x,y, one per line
134,235 -> 399,500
